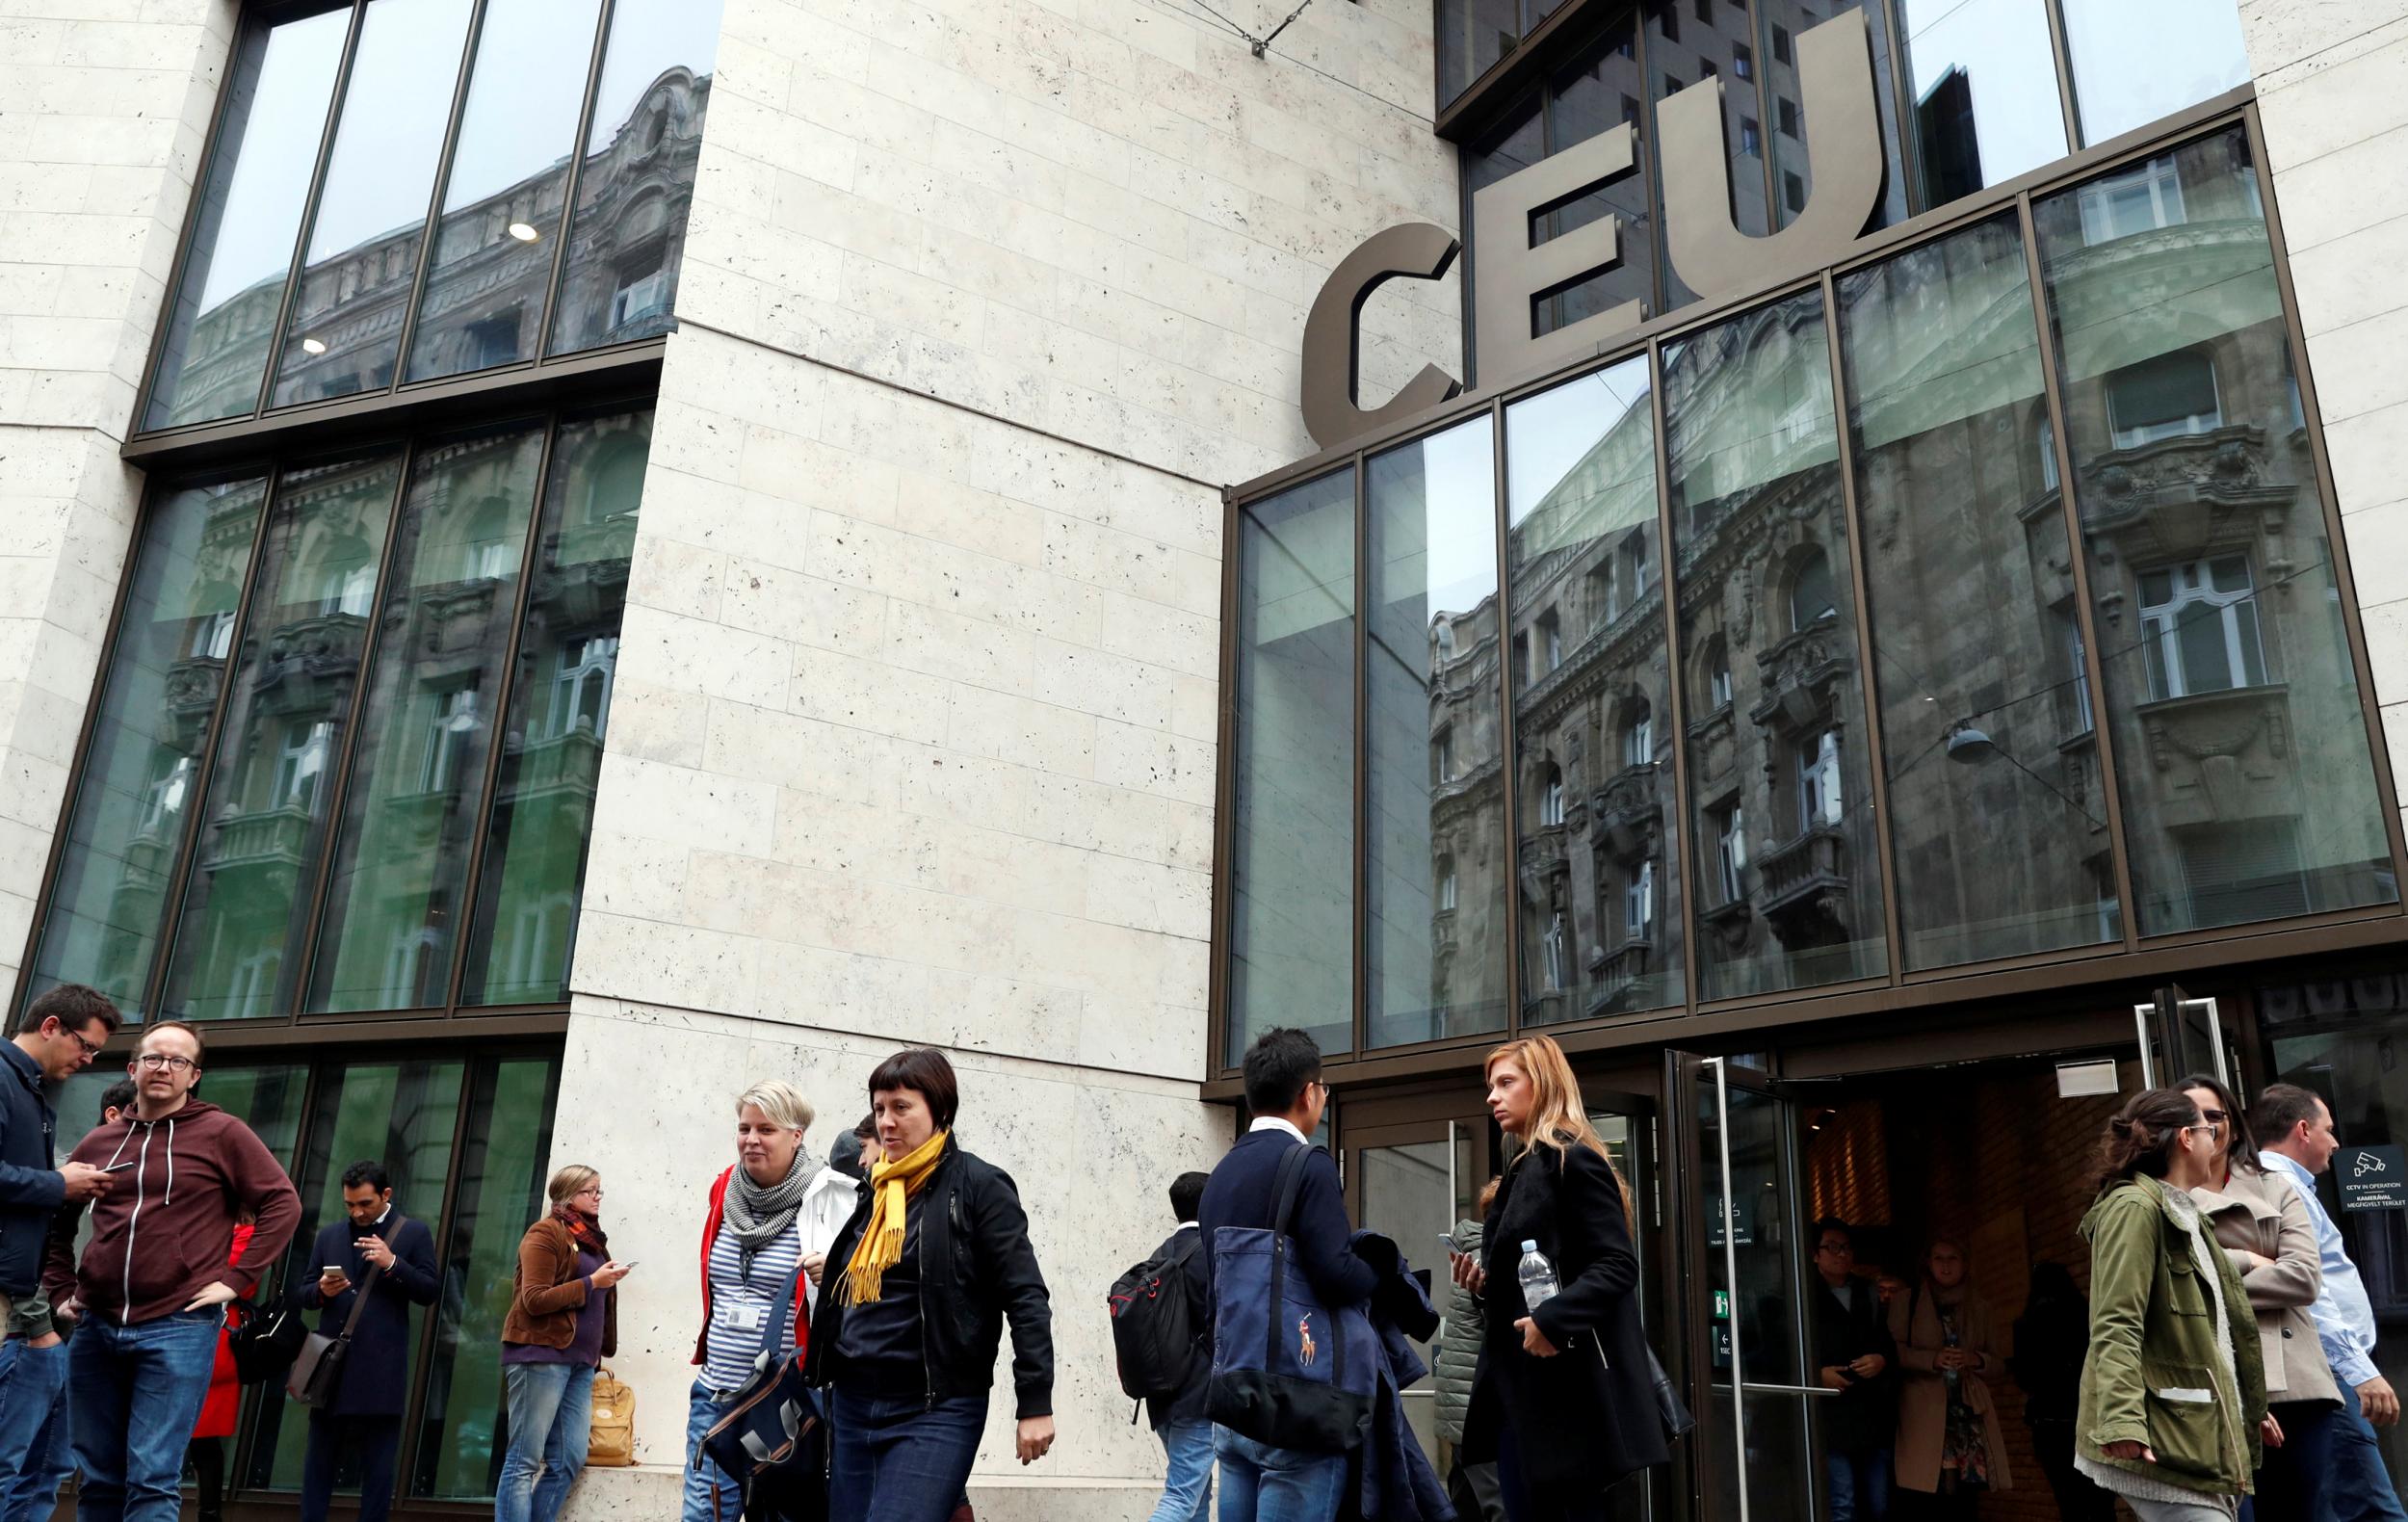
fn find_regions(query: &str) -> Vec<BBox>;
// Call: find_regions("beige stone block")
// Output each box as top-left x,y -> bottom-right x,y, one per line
891,470 -> 1044,568
718,557 -> 889,656
769,169 -> 922,264
706,699 -> 892,806
625,533 -> 725,622
1078,995 -> 1208,1084
2340,500 -> 2408,609
1040,513 -> 1219,618
1084,852 -> 1211,940
887,598 -> 1036,689
935,821 -> 1094,916
2305,305 -> 2408,427
769,786 -> 941,884
1033,637 -> 1174,729
566,912 -> 761,1015
578,829 -> 692,924
1023,773 -> 1214,871
2362,599 -> 2408,707
593,751 -> 780,853
918,965 -> 1083,1065
787,643 -> 952,745
2288,214 -> 2408,338
619,604 -> 795,710
2269,122 -> 2408,253
947,682 -> 1096,776
2256,31 -> 2408,167
2327,398 -> 2408,513
1093,718 -> 1217,807
739,422 -> 902,522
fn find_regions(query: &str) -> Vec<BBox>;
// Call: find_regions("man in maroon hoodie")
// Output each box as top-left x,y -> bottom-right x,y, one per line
41,1019 -> 299,1522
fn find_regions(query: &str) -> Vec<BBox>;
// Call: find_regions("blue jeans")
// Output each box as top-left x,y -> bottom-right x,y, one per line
496,1361 -> 595,1522
2314,1381 -> 2408,1522
1826,1447 -> 1891,1521
0,1337 -> 71,1522
1215,1426 -> 1347,1522
1149,1419 -> 1215,1522
826,1385 -> 987,1522
66,1307 -> 222,1522
681,1380 -> 743,1522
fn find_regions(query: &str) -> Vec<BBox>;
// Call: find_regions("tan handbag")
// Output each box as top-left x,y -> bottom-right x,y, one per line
587,1367 -> 636,1467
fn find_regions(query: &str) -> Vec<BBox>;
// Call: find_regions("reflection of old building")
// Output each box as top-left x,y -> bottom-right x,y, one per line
1411,591 -> 1507,1040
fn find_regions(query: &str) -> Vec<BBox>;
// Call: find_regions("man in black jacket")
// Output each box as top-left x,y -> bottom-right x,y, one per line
296,1160 -> 438,1522
1809,1218 -> 1896,1522
1144,1170 -> 1214,1522
1199,1028 -> 1375,1522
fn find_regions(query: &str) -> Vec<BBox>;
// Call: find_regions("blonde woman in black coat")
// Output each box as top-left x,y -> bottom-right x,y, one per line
1449,1036 -> 1668,1521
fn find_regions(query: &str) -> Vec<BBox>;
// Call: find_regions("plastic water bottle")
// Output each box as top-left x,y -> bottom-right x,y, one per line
1518,1240 -> 1559,1311
1942,1320 -> 1962,1397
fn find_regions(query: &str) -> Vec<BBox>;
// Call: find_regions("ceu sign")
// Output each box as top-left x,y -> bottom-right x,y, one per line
1301,9 -> 1885,451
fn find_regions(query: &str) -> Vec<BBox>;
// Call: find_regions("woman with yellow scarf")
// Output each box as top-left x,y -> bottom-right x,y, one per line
802,1048 -> 1057,1522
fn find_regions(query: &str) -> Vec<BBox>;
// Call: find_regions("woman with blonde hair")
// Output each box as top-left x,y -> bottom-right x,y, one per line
497,1165 -> 629,1522
1448,1036 -> 1667,1520
1890,1237 -> 2012,1514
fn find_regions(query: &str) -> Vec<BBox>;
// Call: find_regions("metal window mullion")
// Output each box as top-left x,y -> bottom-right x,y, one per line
1708,1056 -> 1751,1522
2017,190 -> 2143,953
1211,485 -> 1242,1075
1491,399 -> 1524,1035
250,0 -> 370,420
532,0 -> 621,364
387,0 -> 495,395
1741,0 -> 1781,230
1353,453 -> 1371,1057
439,413 -> 564,1015
2040,0 -> 2085,152
285,439 -> 423,1019
1647,338 -> 1702,1022
394,1046 -> 484,1498
228,1047 -> 328,1497
2240,103 -> 2408,900
1817,267 -> 1906,986
1877,0 -> 1924,218
140,463 -> 291,1025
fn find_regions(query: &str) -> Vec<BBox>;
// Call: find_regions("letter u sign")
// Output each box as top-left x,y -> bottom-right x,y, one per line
1298,9 -> 1887,451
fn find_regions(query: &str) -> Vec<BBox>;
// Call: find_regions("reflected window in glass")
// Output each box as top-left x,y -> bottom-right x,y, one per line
2060,0 -> 2249,146
1898,0 -> 2066,210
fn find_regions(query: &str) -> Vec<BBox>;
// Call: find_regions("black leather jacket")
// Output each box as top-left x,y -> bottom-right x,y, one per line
803,1136 -> 1055,1418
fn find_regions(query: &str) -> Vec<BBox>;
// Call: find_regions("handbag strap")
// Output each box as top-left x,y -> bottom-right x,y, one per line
333,1215 -> 406,1343
757,1251 -> 810,1363
1262,1142 -> 1316,1365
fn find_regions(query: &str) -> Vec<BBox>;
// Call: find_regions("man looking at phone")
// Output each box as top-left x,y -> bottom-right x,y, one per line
0,986 -> 121,1518
1810,1219 -> 1897,1521
295,1160 -> 436,1522
42,1018 -> 299,1522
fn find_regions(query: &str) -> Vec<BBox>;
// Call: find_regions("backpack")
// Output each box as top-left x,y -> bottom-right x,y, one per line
1109,1231 -> 1202,1401
697,1257 -> 825,1522
1205,1142 -> 1379,1455
587,1367 -> 636,1467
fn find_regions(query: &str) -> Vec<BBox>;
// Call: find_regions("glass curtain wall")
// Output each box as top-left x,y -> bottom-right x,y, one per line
2060,0 -> 2250,146
23,479 -> 270,1020
2034,128 -> 2396,933
1758,0 -> 1909,233
1366,419 -> 1509,1049
1895,0 -> 2067,207
1842,214 -> 2119,966
1644,0 -> 1769,310
1666,290 -> 1887,999
1505,355 -> 1684,1020
138,0 -> 718,435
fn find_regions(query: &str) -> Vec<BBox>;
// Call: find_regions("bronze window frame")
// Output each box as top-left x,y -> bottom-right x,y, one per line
1209,94 -> 2408,1094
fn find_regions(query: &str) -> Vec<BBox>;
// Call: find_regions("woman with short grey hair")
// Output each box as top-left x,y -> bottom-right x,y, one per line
679,1079 -> 818,1522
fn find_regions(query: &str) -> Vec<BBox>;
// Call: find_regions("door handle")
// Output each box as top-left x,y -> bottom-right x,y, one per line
1731,1381 -> 1840,1397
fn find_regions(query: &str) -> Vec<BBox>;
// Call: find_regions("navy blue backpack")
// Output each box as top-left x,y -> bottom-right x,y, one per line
698,1258 -> 824,1522
1207,1142 -> 1379,1454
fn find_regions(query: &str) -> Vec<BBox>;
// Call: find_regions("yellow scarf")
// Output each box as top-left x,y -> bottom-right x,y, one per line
839,1129 -> 950,1305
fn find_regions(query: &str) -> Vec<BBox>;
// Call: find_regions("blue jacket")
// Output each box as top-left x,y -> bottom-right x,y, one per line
0,1042 -> 64,1299
1346,1229 -> 1453,1522
1198,1128 -> 1377,1312
297,1210 -> 439,1416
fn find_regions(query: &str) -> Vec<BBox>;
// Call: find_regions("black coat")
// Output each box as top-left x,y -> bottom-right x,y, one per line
0,1042 -> 61,1300
801,1136 -> 1055,1419
298,1212 -> 438,1416
1809,1277 -> 1898,1455
1460,1140 -> 1668,1500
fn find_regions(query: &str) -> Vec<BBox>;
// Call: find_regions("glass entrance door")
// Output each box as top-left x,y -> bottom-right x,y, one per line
1348,1119 -> 1483,1474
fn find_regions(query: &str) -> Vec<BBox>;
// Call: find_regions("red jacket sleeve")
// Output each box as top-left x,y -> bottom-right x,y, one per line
223,1121 -> 301,1296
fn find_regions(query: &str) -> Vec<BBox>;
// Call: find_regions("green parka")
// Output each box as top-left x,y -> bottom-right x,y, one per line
2077,1173 -> 2267,1497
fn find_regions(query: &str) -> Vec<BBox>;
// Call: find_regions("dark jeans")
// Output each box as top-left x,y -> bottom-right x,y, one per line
67,1307 -> 222,1522
301,1412 -> 401,1522
2323,1380 -> 2408,1522
2027,1418 -> 2115,1522
1825,1447 -> 1890,1521
1497,1417 -> 1606,1522
826,1385 -> 987,1522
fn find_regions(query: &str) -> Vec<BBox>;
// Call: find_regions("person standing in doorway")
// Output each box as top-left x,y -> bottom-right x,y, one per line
1889,1239 -> 2010,1517
1452,1035 -> 1669,1522
497,1166 -> 629,1522
41,1017 -> 301,1522
806,1048 -> 1055,1522
2009,1262 -> 2114,1522
2077,1087 -> 2277,1520
1809,1218 -> 1896,1521
1142,1171 -> 1214,1522
2182,1072 -> 2341,1522
684,1081 -> 816,1522
1435,1179 -> 1505,1522
2256,1082 -> 2408,1522
294,1161 -> 439,1522
1199,1028 -> 1372,1522
0,988 -> 120,1521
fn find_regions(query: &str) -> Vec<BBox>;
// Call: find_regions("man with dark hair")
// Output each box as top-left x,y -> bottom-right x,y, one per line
1807,1218 -> 1895,1521
1143,1171 -> 1216,1522
99,1079 -> 137,1126
45,1018 -> 301,1522
293,1159 -> 438,1522
1199,1028 -> 1375,1522
0,985 -> 121,1521
2257,1083 -> 2408,1522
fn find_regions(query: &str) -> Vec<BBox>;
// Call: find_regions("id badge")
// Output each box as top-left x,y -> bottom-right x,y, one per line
717,1300 -> 767,1334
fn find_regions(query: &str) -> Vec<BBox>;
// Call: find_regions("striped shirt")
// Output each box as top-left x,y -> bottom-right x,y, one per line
700,1219 -> 804,1393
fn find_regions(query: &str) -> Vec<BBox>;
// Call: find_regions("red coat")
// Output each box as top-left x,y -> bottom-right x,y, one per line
193,1223 -> 254,1439
694,1167 -> 811,1366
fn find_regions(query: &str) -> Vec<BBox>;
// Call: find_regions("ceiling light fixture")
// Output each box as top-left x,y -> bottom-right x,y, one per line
300,337 -> 327,355
508,222 -> 540,243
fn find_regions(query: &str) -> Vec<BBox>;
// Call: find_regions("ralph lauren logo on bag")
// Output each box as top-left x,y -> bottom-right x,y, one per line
1297,1314 -> 1318,1366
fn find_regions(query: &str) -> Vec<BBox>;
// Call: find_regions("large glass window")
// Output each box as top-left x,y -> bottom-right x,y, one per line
1440,0 -> 1562,108
1757,0 -> 1910,233
1646,0 -> 1767,310
2060,0 -> 2250,146
1368,421 -> 1509,1050
142,9 -> 350,431
1506,355 -> 1685,1020
307,426 -> 545,1012
1666,289 -> 1887,999
1227,470 -> 1356,1064
2035,128 -> 2397,935
23,480 -> 270,1021
1842,213 -> 2119,968
1897,0 -> 2068,208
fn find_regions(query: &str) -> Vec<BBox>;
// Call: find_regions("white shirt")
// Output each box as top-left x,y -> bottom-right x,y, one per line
1249,1116 -> 1309,1145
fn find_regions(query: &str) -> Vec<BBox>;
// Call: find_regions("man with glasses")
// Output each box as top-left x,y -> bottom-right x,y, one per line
1808,1219 -> 1896,1521
42,1019 -> 299,1522
0,985 -> 121,1520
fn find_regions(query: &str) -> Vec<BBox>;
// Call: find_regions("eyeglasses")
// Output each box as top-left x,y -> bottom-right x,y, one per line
64,1029 -> 105,1060
2199,1108 -> 2229,1125
2184,1122 -> 2218,1137
134,1053 -> 198,1073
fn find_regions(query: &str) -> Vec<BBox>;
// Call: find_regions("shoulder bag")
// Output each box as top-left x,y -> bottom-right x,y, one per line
287,1216 -> 406,1408
698,1257 -> 825,1522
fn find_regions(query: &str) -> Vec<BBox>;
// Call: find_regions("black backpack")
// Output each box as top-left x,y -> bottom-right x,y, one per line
1109,1232 -> 1203,1402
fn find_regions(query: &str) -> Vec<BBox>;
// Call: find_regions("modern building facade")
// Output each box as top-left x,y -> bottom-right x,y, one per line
4,0 -> 2408,1518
